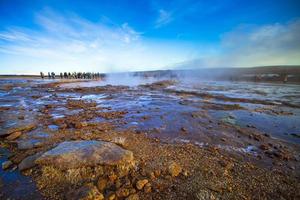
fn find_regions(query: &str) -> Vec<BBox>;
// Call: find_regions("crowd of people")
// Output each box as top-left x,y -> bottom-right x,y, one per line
40,72 -> 104,79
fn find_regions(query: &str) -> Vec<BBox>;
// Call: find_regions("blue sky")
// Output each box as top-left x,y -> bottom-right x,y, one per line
0,0 -> 300,74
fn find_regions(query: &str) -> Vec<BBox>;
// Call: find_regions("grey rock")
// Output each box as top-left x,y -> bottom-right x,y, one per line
18,152 -> 43,171
36,140 -> 134,169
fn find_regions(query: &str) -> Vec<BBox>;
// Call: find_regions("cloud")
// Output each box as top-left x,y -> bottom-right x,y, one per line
155,9 -> 173,28
1,8 -> 299,75
0,9 -> 190,74
174,19 -> 300,68
152,0 -> 227,29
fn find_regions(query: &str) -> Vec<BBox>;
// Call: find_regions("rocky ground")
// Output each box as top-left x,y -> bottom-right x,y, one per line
0,79 -> 299,200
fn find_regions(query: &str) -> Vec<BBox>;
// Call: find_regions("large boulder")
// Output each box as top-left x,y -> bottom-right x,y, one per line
35,140 -> 134,169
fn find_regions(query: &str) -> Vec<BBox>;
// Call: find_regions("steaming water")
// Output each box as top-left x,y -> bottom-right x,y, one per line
177,80 -> 300,105
174,80 -> 300,144
1,76 -> 300,145
57,73 -> 300,144
61,73 -> 162,88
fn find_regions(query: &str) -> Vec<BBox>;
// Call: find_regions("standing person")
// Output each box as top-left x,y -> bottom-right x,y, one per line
40,72 -> 44,79
48,72 -> 51,79
51,72 -> 55,79
60,72 -> 63,79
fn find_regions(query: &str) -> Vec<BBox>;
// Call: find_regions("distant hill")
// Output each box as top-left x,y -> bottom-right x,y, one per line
133,65 -> 300,83
1,65 -> 300,83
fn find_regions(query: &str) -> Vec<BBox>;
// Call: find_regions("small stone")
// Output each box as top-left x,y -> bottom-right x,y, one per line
149,172 -> 156,179
136,179 -> 148,190
126,194 -> 139,200
108,193 -> 116,200
116,187 -> 130,198
81,122 -> 88,127
140,169 -> 147,176
6,131 -> 22,140
154,169 -> 161,177
208,185 -> 223,193
168,162 -> 182,177
288,166 -> 295,170
182,170 -> 189,177
97,178 -> 107,191
227,186 -> 233,192
144,183 -> 152,193
129,188 -> 136,194
11,165 -> 17,171
109,173 -> 117,182
252,134 -> 262,141
18,152 -> 43,171
124,178 -> 131,187
115,179 -> 122,189
2,160 -> 13,170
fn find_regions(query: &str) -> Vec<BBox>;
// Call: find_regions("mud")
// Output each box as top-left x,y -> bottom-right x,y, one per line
0,77 -> 300,199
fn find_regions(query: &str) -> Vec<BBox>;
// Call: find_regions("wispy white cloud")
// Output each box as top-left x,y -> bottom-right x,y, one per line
174,19 -> 300,68
155,9 -> 173,28
152,0 -> 227,29
1,8 -> 299,74
0,9 -> 191,74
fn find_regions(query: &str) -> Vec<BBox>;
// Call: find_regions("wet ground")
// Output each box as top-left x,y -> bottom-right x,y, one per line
0,75 -> 300,199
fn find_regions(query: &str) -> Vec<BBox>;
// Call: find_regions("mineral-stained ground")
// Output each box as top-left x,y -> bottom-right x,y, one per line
0,77 -> 299,200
